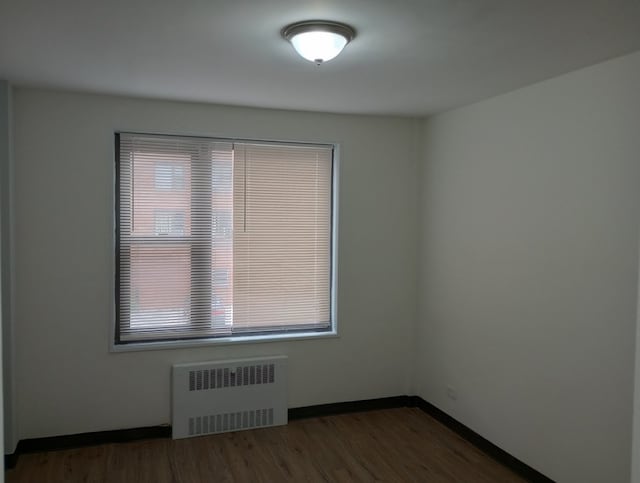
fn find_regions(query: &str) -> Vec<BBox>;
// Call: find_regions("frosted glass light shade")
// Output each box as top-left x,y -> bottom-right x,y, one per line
291,31 -> 348,64
283,21 -> 355,65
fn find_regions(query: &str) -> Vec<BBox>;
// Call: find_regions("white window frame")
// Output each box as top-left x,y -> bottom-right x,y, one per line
111,133 -> 339,352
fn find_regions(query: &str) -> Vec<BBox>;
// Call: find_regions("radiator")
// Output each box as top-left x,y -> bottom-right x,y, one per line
171,355 -> 288,439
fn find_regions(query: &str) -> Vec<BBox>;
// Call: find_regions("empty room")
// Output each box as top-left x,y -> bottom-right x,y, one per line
1,1 -> 640,482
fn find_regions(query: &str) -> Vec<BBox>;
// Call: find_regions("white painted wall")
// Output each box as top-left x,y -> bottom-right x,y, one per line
417,51 -> 640,483
0,80 -> 11,480
633,258 -> 640,483
11,89 -> 420,439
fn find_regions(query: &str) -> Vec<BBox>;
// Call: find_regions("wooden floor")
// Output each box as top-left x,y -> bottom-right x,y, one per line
7,408 -> 525,482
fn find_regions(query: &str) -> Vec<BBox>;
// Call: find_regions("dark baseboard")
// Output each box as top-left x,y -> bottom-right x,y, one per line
5,425 -> 170,469
408,396 -> 554,483
4,452 -> 18,470
288,395 -> 410,420
13,425 -> 171,458
4,395 -> 553,482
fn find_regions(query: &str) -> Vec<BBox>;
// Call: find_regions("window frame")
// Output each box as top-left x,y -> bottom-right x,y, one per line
112,132 -> 339,352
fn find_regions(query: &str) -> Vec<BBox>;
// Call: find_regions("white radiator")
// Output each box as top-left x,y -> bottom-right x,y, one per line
171,356 -> 288,439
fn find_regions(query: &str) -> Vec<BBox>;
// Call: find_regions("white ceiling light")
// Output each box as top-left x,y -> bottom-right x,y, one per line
282,21 -> 356,65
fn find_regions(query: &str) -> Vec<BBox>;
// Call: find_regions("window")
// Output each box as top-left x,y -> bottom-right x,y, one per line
212,157 -> 232,193
155,162 -> 185,190
115,132 -> 334,346
154,210 -> 186,236
213,208 -> 232,239
213,268 -> 230,287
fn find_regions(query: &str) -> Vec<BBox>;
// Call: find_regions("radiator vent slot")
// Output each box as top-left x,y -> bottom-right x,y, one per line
188,408 -> 275,436
188,363 -> 275,391
172,356 -> 287,439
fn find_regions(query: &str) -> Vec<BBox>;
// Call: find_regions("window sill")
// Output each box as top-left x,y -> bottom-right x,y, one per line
110,330 -> 339,353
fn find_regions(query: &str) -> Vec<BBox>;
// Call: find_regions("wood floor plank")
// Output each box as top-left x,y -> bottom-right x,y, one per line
6,408 -> 526,483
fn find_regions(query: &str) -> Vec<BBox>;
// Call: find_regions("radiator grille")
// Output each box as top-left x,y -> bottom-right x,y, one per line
188,363 -> 275,391
188,408 -> 275,436
172,356 -> 287,439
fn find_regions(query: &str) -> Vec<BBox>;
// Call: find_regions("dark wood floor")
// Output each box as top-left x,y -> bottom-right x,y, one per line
7,408 -> 525,482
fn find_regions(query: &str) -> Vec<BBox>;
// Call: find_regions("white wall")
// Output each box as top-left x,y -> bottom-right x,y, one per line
12,89 -> 420,439
634,259 -> 640,483
417,51 -> 640,483
0,80 -> 11,478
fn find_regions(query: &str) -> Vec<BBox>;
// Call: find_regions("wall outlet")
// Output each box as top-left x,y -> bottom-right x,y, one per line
446,386 -> 457,400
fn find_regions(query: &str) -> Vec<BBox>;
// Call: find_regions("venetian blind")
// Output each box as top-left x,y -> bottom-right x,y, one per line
116,133 -> 332,344
232,142 -> 332,332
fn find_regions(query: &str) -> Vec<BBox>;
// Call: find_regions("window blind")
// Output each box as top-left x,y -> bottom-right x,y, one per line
116,133 -> 333,344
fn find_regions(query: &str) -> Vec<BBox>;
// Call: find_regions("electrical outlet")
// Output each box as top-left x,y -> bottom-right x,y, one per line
446,386 -> 457,400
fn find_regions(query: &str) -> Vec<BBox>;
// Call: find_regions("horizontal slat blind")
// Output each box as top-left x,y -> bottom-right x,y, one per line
118,134 -> 234,342
116,133 -> 332,344
232,143 -> 332,332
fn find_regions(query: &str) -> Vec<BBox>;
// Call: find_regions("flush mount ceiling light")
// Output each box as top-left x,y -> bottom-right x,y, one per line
282,20 -> 356,65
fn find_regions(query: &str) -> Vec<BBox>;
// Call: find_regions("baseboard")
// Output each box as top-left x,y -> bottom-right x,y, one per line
4,395 -> 554,482
4,452 -> 18,470
288,395 -> 410,420
11,425 -> 171,459
408,396 -> 554,483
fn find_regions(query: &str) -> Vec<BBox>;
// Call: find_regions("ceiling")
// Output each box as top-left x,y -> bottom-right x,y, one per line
1,0 -> 639,116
